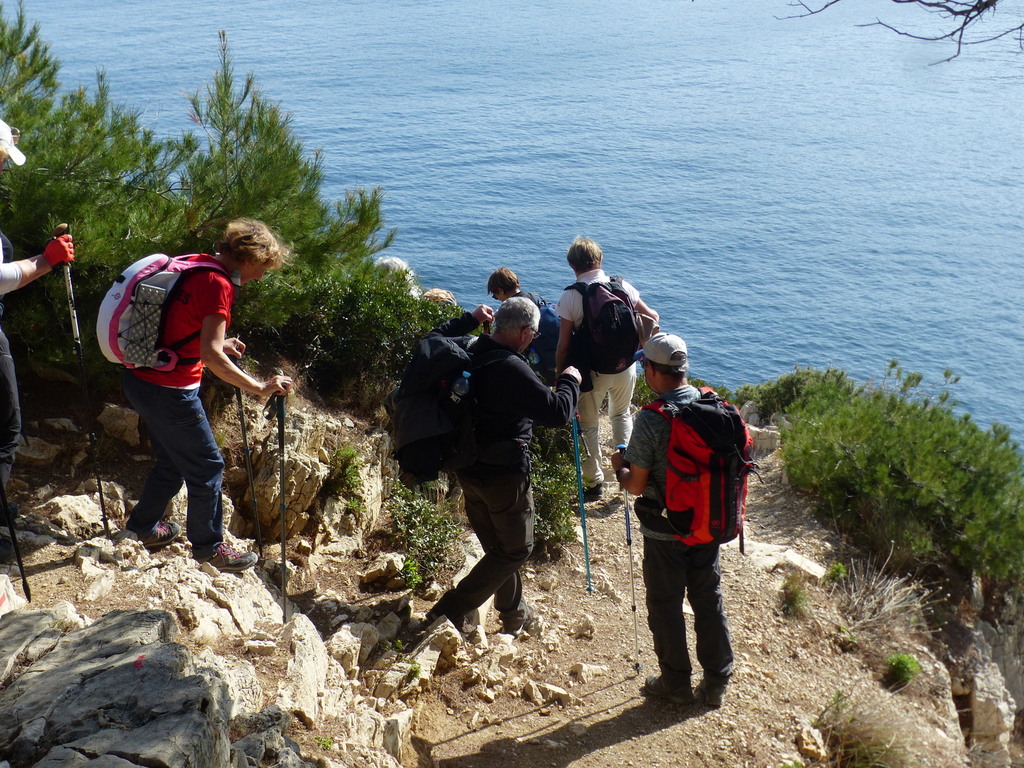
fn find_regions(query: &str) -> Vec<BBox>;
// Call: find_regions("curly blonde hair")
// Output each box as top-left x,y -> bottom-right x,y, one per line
216,218 -> 291,269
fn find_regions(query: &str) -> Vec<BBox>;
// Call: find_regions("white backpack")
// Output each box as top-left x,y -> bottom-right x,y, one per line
96,254 -> 236,370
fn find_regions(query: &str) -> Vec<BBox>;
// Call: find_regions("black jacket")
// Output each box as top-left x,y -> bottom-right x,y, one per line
435,312 -> 580,475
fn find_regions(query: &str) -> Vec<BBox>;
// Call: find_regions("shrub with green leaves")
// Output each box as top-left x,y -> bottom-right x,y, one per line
530,424 -> 579,549
267,267 -> 460,409
733,366 -> 853,421
782,362 -> 1024,580
386,484 -> 461,588
884,653 -> 922,689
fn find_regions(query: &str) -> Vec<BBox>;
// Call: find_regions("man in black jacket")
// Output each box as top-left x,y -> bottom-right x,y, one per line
428,297 -> 581,636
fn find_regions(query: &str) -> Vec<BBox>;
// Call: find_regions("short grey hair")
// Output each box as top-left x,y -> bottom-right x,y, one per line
493,296 -> 540,334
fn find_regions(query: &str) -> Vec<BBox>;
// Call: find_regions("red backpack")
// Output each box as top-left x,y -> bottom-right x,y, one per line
642,388 -> 755,549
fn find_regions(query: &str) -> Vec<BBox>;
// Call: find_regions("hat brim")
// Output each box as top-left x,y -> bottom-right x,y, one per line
1,143 -> 25,166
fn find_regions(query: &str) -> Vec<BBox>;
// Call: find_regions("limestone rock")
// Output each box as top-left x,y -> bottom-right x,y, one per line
277,613 -> 330,726
97,403 -> 141,446
361,553 -> 405,585
15,434 -> 61,466
40,494 -> 105,539
970,662 -> 1016,768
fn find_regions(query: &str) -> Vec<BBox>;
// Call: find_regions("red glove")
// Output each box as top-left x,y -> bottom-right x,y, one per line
42,234 -> 75,267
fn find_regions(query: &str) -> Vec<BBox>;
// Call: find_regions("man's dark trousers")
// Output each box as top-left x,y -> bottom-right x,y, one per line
431,471 -> 534,629
643,536 -> 733,688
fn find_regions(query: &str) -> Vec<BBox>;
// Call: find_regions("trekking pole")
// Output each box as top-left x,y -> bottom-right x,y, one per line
0,479 -> 30,600
274,392 -> 289,621
235,387 -> 263,557
618,444 -> 642,674
571,413 -> 593,593
56,223 -> 110,539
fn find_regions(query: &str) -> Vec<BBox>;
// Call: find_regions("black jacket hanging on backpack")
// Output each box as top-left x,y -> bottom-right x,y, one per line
389,312 -> 513,482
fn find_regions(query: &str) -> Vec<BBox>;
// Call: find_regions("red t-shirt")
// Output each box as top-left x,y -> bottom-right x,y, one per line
131,255 -> 236,389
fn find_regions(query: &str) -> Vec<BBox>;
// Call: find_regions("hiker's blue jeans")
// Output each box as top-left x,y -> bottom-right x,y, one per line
643,536 -> 733,688
431,471 -> 534,630
122,372 -> 223,559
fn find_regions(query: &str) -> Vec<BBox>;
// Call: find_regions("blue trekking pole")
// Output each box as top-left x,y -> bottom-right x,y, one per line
571,413 -> 593,593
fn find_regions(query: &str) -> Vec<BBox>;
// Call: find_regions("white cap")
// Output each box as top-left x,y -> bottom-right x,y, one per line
0,119 -> 26,166
636,332 -> 688,372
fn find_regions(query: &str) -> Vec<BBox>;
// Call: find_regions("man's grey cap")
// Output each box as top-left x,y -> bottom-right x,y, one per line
636,332 -> 688,370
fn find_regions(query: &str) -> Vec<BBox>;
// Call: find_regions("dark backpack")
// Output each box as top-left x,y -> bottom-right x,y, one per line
567,277 -> 641,375
642,388 -> 755,549
388,334 -> 508,483
521,292 -> 560,386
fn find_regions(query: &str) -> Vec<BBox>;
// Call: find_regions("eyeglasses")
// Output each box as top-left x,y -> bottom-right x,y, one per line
523,326 -> 540,339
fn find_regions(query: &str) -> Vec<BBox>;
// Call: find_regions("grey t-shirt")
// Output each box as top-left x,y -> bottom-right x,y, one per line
624,384 -> 700,539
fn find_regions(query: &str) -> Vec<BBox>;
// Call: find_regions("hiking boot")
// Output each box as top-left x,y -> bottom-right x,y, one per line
698,678 -> 728,708
140,521 -> 182,551
197,543 -> 258,572
502,603 -> 542,637
0,535 -> 14,563
642,675 -> 696,706
584,483 -> 604,502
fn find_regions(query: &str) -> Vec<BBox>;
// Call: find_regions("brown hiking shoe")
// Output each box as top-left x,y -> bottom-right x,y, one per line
140,521 -> 181,551
197,543 -> 258,573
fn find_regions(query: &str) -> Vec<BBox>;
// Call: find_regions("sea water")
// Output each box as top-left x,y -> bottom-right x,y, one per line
19,0 -> 1024,437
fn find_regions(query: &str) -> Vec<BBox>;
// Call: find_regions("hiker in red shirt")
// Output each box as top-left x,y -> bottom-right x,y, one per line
122,218 -> 292,572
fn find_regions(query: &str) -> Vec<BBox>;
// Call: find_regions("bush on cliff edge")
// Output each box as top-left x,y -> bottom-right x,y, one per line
781,362 -> 1024,580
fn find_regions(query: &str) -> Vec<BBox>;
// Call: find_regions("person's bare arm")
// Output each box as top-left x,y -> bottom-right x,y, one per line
199,315 -> 292,397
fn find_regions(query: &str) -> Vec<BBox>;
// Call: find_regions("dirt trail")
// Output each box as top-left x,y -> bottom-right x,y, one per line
413,454 -> 966,768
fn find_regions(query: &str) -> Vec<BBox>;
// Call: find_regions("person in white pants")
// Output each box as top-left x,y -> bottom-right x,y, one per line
554,237 -> 659,500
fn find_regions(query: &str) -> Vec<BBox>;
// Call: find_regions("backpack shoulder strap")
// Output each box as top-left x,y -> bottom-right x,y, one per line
564,281 -> 586,294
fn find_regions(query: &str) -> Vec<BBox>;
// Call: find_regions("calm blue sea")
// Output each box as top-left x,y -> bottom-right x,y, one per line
19,0 -> 1024,438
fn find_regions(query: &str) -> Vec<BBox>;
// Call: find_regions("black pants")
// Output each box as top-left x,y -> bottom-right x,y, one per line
431,470 -> 534,629
0,327 -> 21,490
643,536 -> 733,688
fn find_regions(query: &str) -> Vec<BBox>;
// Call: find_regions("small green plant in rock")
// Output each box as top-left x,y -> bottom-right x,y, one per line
780,571 -> 811,618
401,556 -> 423,592
406,660 -> 422,680
779,761 -> 805,768
314,736 -> 334,750
823,562 -> 848,586
884,653 -> 922,690
387,485 -> 461,588
813,691 -> 908,767
323,445 -> 362,498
